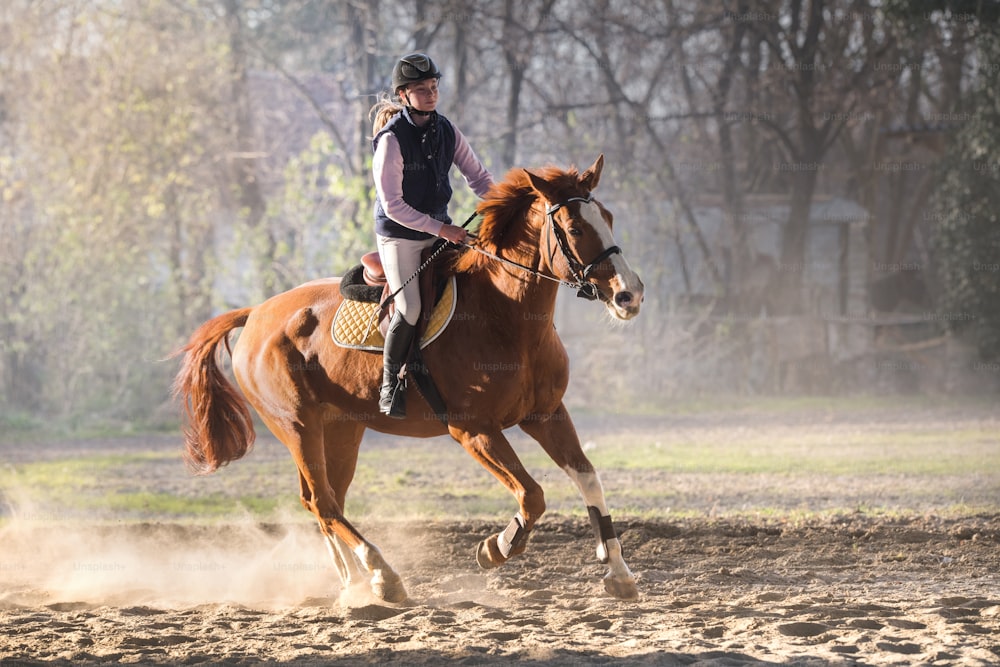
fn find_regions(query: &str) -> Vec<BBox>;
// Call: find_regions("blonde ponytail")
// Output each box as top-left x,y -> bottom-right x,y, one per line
370,92 -> 404,135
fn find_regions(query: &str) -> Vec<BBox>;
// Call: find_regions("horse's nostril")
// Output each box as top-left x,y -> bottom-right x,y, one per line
615,291 -> 633,307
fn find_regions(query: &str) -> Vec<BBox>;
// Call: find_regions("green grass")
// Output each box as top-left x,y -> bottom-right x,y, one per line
101,491 -> 284,517
0,452 -> 299,522
576,427 -> 1000,476
616,392 -> 997,418
2,397 -> 998,524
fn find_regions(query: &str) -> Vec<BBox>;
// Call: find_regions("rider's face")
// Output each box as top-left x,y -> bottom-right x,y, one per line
402,79 -> 439,112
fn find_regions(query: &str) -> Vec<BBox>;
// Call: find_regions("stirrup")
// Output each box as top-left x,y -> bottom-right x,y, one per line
379,369 -> 407,418
380,388 -> 407,418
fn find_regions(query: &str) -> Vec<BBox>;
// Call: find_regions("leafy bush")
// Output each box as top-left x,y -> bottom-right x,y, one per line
932,32 -> 1000,363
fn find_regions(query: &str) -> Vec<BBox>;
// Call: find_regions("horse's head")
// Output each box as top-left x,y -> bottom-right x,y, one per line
524,155 -> 644,321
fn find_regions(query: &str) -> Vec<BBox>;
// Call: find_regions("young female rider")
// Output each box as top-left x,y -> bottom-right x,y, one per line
370,53 -> 494,418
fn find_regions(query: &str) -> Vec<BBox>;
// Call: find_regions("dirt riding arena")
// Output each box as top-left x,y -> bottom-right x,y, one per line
1,404 -> 999,665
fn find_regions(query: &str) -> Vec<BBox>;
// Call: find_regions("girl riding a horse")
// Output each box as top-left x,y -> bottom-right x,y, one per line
174,153 -> 644,603
370,53 -> 494,418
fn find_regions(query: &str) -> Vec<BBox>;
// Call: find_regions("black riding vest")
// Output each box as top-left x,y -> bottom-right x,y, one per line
373,108 -> 457,240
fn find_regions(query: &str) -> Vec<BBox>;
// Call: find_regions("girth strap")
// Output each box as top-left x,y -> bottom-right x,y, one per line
401,350 -> 450,426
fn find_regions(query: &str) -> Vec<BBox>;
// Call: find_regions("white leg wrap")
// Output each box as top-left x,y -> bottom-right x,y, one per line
564,467 -> 635,581
497,512 -> 527,558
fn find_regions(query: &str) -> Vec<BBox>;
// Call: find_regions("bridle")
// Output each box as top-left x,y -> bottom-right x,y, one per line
542,195 -> 622,301
462,194 -> 623,302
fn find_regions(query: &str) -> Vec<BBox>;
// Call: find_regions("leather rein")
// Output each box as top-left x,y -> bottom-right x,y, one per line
462,194 -> 622,302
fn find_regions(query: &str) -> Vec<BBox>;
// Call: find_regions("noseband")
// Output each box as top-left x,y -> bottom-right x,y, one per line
545,195 -> 622,301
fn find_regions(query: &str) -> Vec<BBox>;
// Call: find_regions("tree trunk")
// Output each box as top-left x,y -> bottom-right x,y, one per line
774,166 -> 820,314
223,0 -> 272,293
347,0 -> 378,176
501,0 -> 523,169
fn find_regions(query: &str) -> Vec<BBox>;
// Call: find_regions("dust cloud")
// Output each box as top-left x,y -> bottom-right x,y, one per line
0,513 -> 340,609
0,494 -> 490,612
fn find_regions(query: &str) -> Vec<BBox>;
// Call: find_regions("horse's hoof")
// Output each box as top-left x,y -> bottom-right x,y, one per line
604,575 -> 639,601
476,536 -> 504,569
371,571 -> 408,604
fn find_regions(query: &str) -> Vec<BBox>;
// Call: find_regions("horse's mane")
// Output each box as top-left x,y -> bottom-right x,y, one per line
453,165 -> 584,274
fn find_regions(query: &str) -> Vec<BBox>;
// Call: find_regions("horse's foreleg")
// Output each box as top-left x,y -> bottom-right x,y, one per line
563,466 -> 638,600
449,426 -> 545,569
519,406 -> 638,600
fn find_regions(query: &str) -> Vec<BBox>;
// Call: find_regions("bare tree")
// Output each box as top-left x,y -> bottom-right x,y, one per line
730,0 -> 897,312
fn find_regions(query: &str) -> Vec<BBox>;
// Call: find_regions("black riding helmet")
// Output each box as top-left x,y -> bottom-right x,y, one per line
392,53 -> 442,93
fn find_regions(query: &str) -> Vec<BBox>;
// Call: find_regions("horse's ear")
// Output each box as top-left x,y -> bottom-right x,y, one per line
523,168 -> 560,204
580,154 -> 604,191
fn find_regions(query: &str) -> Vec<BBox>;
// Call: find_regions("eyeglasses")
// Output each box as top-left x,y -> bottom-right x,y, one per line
400,54 -> 432,79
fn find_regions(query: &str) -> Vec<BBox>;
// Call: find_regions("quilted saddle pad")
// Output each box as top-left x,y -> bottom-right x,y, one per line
331,276 -> 457,351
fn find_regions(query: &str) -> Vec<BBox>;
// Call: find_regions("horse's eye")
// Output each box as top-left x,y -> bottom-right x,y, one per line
568,225 -> 583,237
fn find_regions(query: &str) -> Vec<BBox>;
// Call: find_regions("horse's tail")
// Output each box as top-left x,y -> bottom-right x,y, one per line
172,307 -> 255,474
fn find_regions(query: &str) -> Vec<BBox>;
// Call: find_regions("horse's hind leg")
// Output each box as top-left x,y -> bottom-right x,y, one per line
298,472 -> 360,588
519,404 -> 638,600
321,418 -> 370,592
276,411 -> 406,603
297,471 -> 365,592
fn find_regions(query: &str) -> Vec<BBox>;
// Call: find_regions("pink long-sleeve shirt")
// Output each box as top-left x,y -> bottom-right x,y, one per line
373,124 -> 494,237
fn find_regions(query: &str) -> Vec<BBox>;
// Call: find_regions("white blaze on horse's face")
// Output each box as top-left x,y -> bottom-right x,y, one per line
577,201 -> 644,321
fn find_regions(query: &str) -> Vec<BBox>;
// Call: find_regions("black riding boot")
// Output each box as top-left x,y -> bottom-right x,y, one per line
379,312 -> 417,418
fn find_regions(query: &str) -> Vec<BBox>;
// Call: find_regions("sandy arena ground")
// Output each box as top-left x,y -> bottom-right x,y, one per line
1,516 -> 999,665
1,406 -> 998,665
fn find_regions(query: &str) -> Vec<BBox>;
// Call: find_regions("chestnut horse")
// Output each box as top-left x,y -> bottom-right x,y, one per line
174,155 -> 644,602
